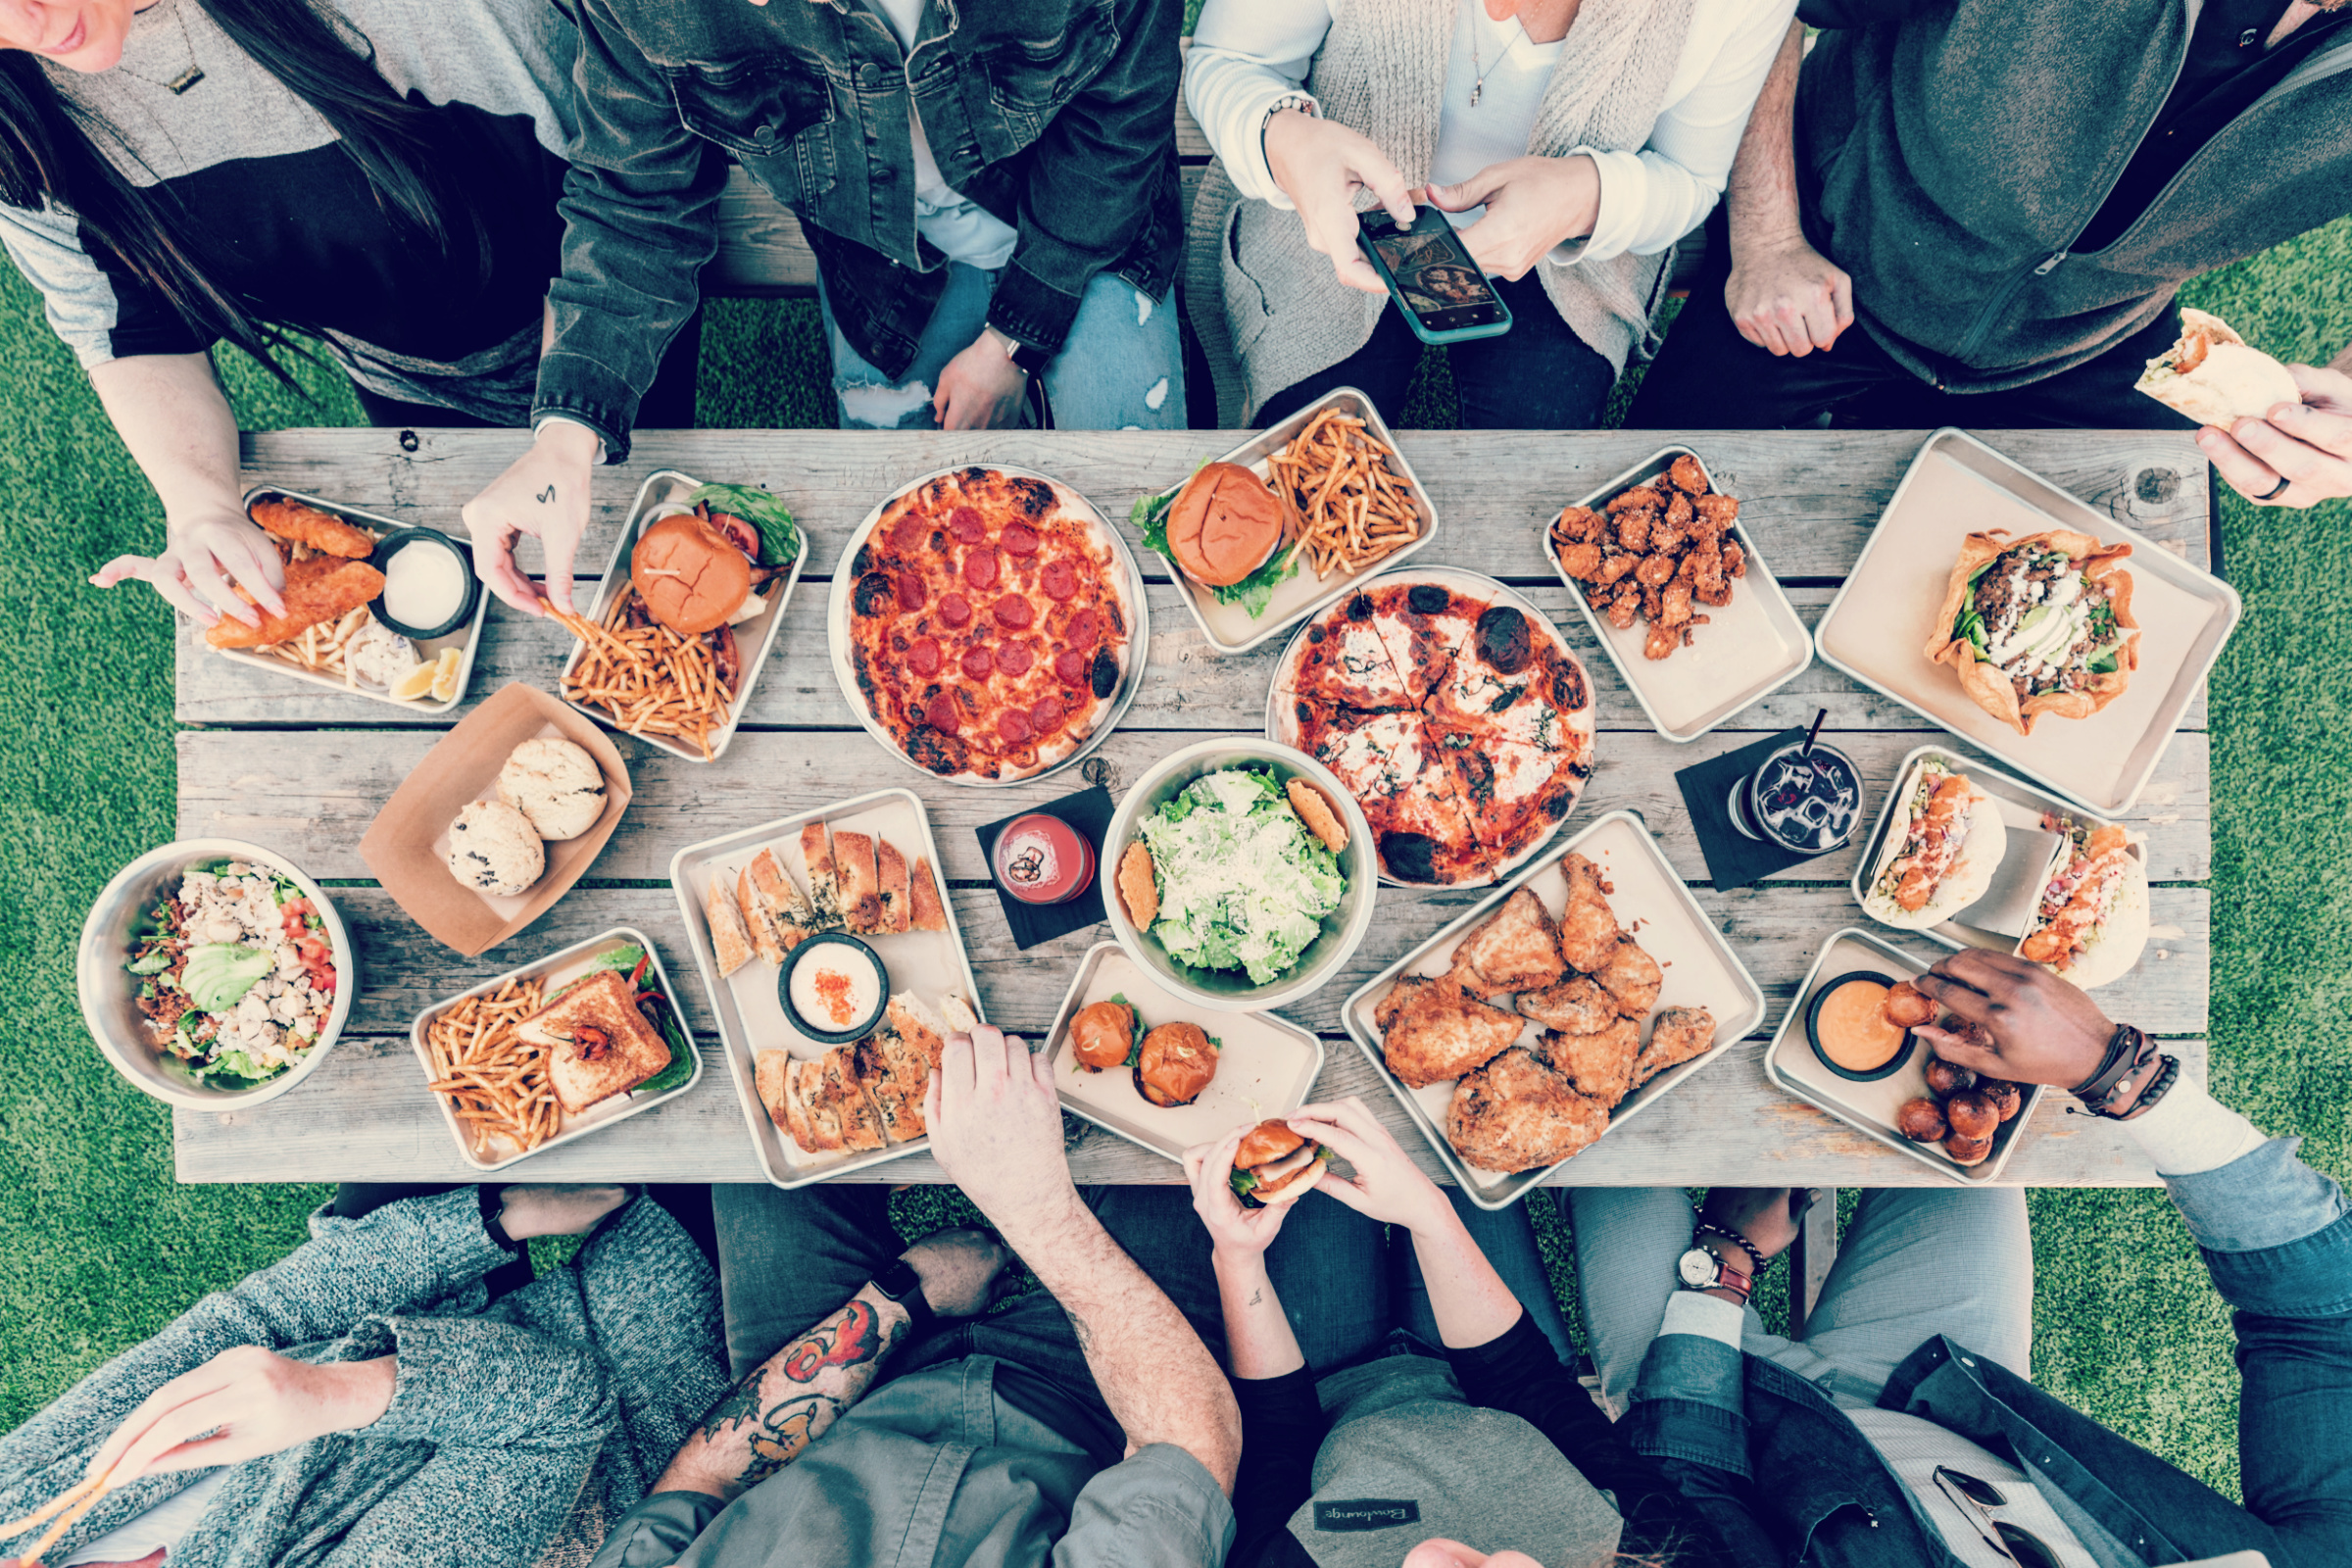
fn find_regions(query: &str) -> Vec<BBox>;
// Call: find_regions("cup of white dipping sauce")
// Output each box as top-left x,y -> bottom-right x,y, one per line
370,527 -> 481,640
778,932 -> 890,1045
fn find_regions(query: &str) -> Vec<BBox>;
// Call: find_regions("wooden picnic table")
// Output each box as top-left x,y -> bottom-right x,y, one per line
171,427 -> 2213,1190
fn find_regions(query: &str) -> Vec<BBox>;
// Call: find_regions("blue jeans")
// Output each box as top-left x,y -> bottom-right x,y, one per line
818,263 -> 1186,431
1255,270 -> 1620,430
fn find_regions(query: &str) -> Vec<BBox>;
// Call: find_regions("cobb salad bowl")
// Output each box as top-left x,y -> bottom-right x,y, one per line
77,838 -> 354,1112
1102,738 -> 1377,1013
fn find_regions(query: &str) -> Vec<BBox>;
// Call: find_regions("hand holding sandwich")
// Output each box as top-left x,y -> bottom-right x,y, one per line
1285,1098 -> 1450,1236
2196,363 -> 2352,510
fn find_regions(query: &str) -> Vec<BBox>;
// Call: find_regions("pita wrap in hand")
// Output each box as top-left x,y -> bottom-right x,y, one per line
2017,825 -> 2148,990
1925,528 -> 2138,737
2135,309 -> 2303,427
1861,759 -> 2008,929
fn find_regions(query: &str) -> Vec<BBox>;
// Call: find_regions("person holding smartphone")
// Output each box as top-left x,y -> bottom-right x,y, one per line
1184,0 -> 1796,430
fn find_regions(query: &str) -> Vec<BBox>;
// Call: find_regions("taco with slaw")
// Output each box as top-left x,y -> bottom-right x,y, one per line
2134,309 -> 2302,428
2018,821 -> 2148,989
1861,759 -> 2008,929
1925,528 -> 2138,736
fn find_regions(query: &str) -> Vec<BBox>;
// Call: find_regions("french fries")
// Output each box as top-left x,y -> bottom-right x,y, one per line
424,977 -> 557,1158
557,592 -> 728,761
259,604 -> 371,685
1266,409 -> 1422,580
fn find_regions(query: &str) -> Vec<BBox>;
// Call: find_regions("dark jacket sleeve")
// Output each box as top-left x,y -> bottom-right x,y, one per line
1225,1368 -> 1326,1568
534,0 -> 726,462
1449,1313 -> 1735,1567
984,0 -> 1184,355
1795,0 -> 1929,24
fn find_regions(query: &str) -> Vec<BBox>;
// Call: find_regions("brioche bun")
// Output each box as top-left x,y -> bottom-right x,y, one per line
1167,462 -> 1284,588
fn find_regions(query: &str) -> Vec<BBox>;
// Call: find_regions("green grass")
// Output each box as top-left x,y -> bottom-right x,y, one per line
4,217 -> 2348,1507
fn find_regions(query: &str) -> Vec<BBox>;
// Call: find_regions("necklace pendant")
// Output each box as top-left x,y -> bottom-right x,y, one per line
1469,80 -> 1483,107
168,66 -> 205,94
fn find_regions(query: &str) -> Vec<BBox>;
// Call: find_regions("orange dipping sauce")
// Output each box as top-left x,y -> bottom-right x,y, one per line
1814,979 -> 1907,1072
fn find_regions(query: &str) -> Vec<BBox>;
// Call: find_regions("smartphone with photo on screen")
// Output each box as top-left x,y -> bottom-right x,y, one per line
1356,206 -> 1513,346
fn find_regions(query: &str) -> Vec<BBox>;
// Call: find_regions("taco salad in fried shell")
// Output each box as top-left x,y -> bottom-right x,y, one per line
1925,528 -> 2138,737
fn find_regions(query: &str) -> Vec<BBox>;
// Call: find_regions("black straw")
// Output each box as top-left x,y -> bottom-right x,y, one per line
1800,708 -> 1827,758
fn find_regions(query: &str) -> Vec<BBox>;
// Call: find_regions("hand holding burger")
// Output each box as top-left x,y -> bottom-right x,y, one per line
1282,1098 -> 1449,1234
1183,1122 -> 1304,1260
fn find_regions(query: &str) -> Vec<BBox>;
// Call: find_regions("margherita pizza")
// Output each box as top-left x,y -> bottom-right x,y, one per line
841,467 -> 1139,783
1277,574 -> 1595,884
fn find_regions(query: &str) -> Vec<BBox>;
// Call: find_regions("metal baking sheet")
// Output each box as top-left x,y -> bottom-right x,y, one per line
1341,808 -> 1766,1209
222,486 -> 490,714
1265,564 -> 1596,888
556,468 -> 806,763
667,789 -> 985,1188
1814,428 -> 2238,815
1133,387 -> 1441,655
1541,447 -> 1810,743
408,924 -> 702,1173
1764,927 -> 2045,1184
1850,745 -> 2146,968
1041,942 -> 1326,1167
824,465 -> 1149,786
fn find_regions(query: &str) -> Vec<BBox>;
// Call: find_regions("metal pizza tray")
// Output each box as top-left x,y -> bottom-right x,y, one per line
1263,564 -> 1596,888
824,465 -> 1149,787
1541,447 -> 1810,743
555,468 -> 807,763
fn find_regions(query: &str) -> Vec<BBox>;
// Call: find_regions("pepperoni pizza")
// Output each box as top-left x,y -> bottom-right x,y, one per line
842,467 -> 1139,783
1276,575 -> 1595,884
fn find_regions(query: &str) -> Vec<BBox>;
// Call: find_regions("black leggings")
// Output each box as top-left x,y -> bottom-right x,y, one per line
348,307 -> 706,432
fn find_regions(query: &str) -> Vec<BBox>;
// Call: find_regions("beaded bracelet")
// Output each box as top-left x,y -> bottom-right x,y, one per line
1692,1218 -> 1773,1277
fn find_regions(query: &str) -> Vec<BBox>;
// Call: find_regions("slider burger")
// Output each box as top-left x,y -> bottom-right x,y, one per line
1136,1021 -> 1219,1107
1229,1119 -> 1332,1209
1166,462 -> 1287,589
1859,760 -> 2007,929
1068,999 -> 1138,1071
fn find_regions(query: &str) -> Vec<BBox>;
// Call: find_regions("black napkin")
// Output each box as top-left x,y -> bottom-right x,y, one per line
1676,728 -> 1853,891
976,785 -> 1114,950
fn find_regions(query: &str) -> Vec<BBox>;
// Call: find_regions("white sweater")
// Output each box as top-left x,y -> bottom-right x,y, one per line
1188,0 -> 1794,264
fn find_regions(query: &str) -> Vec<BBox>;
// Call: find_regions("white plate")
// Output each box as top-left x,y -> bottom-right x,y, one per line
668,789 -> 985,1188
824,465 -> 1149,786
1341,809 -> 1766,1208
1814,429 -> 2238,815
1542,447 -> 1810,742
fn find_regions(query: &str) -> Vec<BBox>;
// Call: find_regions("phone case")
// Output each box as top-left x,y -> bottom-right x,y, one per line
1357,214 -> 1514,346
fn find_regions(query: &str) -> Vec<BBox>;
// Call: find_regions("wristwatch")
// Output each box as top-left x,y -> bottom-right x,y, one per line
984,324 -> 1054,377
870,1257 -> 936,1334
1676,1243 -> 1754,1304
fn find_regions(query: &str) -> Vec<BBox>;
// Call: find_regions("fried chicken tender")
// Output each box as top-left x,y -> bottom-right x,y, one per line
1446,1047 -> 1610,1172
1541,1017 -> 1642,1108
249,496 -> 377,559
205,555 -> 387,649
1630,1005 -> 1718,1091
1659,580 -> 1693,628
1378,975 -> 1527,1089
1597,552 -> 1640,585
1667,454 -> 1708,494
1517,975 -> 1617,1035
1592,938 -> 1663,1017
1693,493 -> 1740,533
1559,542 -> 1604,581
1555,854 -> 1622,973
1647,510 -> 1688,555
1643,622 -> 1682,662
1606,582 -> 1642,630
1605,483 -> 1663,514
1723,541 -> 1747,578
1636,552 -> 1678,588
1447,888 -> 1567,998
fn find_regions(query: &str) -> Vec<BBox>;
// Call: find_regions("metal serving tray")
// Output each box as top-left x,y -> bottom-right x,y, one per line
1850,744 -> 2146,968
1541,447 -> 1810,743
1040,942 -> 1326,1167
221,486 -> 490,714
668,789 -> 985,1188
824,465 -> 1149,786
556,468 -> 806,763
1341,808 -> 1766,1209
1814,428 -> 2239,815
1764,927 -> 2044,1184
1133,387 -> 1441,656
409,924 -> 702,1173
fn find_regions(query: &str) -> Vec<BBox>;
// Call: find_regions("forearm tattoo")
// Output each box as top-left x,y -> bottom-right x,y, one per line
691,1297 -> 906,1494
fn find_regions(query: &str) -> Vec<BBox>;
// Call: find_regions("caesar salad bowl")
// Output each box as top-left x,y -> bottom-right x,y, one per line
77,838 -> 354,1112
1101,738 -> 1377,1013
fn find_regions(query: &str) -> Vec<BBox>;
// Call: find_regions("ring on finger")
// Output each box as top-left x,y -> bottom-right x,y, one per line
2258,475 -> 2293,501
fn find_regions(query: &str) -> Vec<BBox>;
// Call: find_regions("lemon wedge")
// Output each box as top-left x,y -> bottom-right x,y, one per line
428,647 -> 464,703
389,660 -> 441,703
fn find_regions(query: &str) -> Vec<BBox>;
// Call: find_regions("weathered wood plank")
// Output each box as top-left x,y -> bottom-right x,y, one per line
171,1028 -> 2205,1188
248,885 -> 2210,1043
174,584 -> 2211,735
175,727 -> 2212,886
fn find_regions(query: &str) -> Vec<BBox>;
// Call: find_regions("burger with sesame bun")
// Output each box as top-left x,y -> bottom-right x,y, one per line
1229,1119 -> 1332,1208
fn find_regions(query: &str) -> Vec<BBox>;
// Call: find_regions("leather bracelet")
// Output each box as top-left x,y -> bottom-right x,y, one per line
2071,1024 -> 2146,1107
2111,1054 -> 2180,1121
1693,1218 -> 1772,1277
478,1185 -> 517,1252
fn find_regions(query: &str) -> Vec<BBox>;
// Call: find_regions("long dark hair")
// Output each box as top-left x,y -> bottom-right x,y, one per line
0,0 -> 487,379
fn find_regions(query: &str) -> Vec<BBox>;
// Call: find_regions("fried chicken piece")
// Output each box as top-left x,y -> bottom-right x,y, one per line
1643,622 -> 1681,661
1554,506 -> 1602,545
1693,492 -> 1740,535
1518,975 -> 1617,1035
1541,1017 -> 1642,1108
1667,454 -> 1708,494
1659,580 -> 1693,628
1629,1005 -> 1719,1091
1380,975 -> 1527,1089
1597,552 -> 1640,585
1558,541 -> 1604,581
249,496 -> 376,560
1647,511 -> 1688,556
1615,510 -> 1652,553
1592,939 -> 1663,1016
205,555 -> 387,649
1446,1048 -> 1610,1173
1605,483 -> 1663,514
1606,582 -> 1642,630
1636,552 -> 1678,588
1665,488 -> 1695,527
1723,540 -> 1747,578
1555,854 -> 1622,973
1447,888 -> 1567,998
1694,575 -> 1736,609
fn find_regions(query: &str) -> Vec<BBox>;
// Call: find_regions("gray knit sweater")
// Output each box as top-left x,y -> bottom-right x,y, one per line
0,1190 -> 728,1568
1187,0 -> 1695,423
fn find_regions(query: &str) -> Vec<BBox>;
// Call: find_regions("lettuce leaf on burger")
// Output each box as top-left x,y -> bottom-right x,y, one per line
1229,1118 -> 1332,1208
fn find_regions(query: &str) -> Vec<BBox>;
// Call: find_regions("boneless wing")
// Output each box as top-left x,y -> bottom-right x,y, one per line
1380,975 -> 1526,1089
1447,888 -> 1566,999
1446,1047 -> 1610,1172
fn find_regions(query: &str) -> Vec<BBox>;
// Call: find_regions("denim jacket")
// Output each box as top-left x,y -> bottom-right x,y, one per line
1628,1138 -> 2352,1568
536,0 -> 1185,459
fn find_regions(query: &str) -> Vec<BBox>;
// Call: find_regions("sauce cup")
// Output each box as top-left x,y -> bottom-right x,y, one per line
1804,970 -> 1916,1083
370,526 -> 482,641
778,931 -> 890,1046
